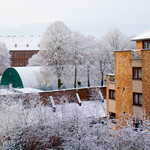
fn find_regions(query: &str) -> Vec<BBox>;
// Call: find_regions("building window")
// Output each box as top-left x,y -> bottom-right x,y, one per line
14,51 -> 18,58
109,112 -> 116,123
10,60 -> 12,66
32,51 -> 36,55
143,41 -> 150,49
20,51 -> 23,58
14,60 -> 18,66
20,60 -> 24,66
109,90 -> 115,99
133,93 -> 142,106
25,52 -> 27,58
133,67 -> 142,80
25,59 -> 28,65
29,51 -> 31,57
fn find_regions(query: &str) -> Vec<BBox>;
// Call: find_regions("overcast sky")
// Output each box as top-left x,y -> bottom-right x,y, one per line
0,0 -> 150,38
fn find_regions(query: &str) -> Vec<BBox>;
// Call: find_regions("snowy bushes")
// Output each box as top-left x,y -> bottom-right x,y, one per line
0,93 -> 150,149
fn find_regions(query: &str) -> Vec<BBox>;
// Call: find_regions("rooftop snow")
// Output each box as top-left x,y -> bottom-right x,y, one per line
131,29 -> 150,41
0,35 -> 42,50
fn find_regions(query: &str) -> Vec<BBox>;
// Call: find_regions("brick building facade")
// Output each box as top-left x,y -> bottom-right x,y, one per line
106,29 -> 150,129
0,35 -> 41,67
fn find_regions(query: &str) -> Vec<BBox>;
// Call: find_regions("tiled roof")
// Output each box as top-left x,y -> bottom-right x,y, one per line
131,29 -> 150,41
0,35 -> 42,50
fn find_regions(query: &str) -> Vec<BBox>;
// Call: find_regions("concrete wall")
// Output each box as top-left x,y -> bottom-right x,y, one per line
132,80 -> 142,93
132,59 -> 142,67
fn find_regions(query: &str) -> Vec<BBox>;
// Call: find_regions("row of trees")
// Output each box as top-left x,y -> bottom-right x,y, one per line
28,21 -> 136,89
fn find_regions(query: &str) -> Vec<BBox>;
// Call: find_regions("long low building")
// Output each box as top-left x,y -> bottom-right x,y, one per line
1,66 -> 51,88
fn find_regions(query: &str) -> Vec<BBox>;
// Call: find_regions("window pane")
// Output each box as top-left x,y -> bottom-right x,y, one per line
138,68 -> 142,78
110,91 -> 112,98
113,91 -> 115,99
139,94 -> 142,105
134,94 -> 138,104
144,41 -> 147,49
134,68 -> 137,78
148,41 -> 150,49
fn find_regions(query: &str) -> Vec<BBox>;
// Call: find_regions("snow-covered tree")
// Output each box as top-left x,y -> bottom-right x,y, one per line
83,35 -> 96,87
102,28 -> 127,51
71,31 -> 85,88
0,42 -> 10,75
40,21 -> 72,89
125,35 -> 136,50
101,28 -> 136,73
28,51 -> 44,66
1,91 -> 150,149
94,40 -> 111,86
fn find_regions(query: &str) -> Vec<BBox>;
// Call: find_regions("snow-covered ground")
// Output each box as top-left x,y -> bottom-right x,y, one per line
55,100 -> 106,118
28,100 -> 106,125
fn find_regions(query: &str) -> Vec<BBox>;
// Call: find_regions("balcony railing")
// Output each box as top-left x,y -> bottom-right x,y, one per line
132,50 -> 142,59
108,74 -> 115,83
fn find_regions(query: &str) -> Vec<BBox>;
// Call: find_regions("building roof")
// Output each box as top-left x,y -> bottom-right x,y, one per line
1,66 -> 51,88
0,35 -> 41,51
131,29 -> 150,41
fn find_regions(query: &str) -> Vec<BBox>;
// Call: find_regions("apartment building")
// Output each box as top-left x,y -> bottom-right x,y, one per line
0,35 -> 41,67
106,29 -> 150,129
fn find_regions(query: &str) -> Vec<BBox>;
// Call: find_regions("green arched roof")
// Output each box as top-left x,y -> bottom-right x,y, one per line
1,67 -> 23,88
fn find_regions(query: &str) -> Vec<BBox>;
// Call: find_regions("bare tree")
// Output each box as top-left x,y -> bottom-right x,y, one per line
0,42 -> 10,75
40,21 -> 72,89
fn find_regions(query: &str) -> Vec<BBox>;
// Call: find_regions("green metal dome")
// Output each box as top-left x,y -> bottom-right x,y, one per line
1,67 -> 23,88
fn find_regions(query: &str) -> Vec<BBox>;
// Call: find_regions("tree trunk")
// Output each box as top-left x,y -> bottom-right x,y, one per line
74,65 -> 77,88
100,60 -> 103,86
57,72 -> 61,89
87,66 -> 90,87
58,78 -> 61,89
101,72 -> 104,86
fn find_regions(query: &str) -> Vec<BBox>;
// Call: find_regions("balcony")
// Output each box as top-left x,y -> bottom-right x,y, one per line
132,50 -> 142,59
108,74 -> 115,83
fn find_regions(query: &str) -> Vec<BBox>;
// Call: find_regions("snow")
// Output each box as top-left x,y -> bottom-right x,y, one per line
0,35 -> 41,50
131,29 -> 150,41
50,95 -> 56,109
76,93 -> 81,104
0,89 -> 15,95
14,87 -> 44,93
48,100 -> 105,119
